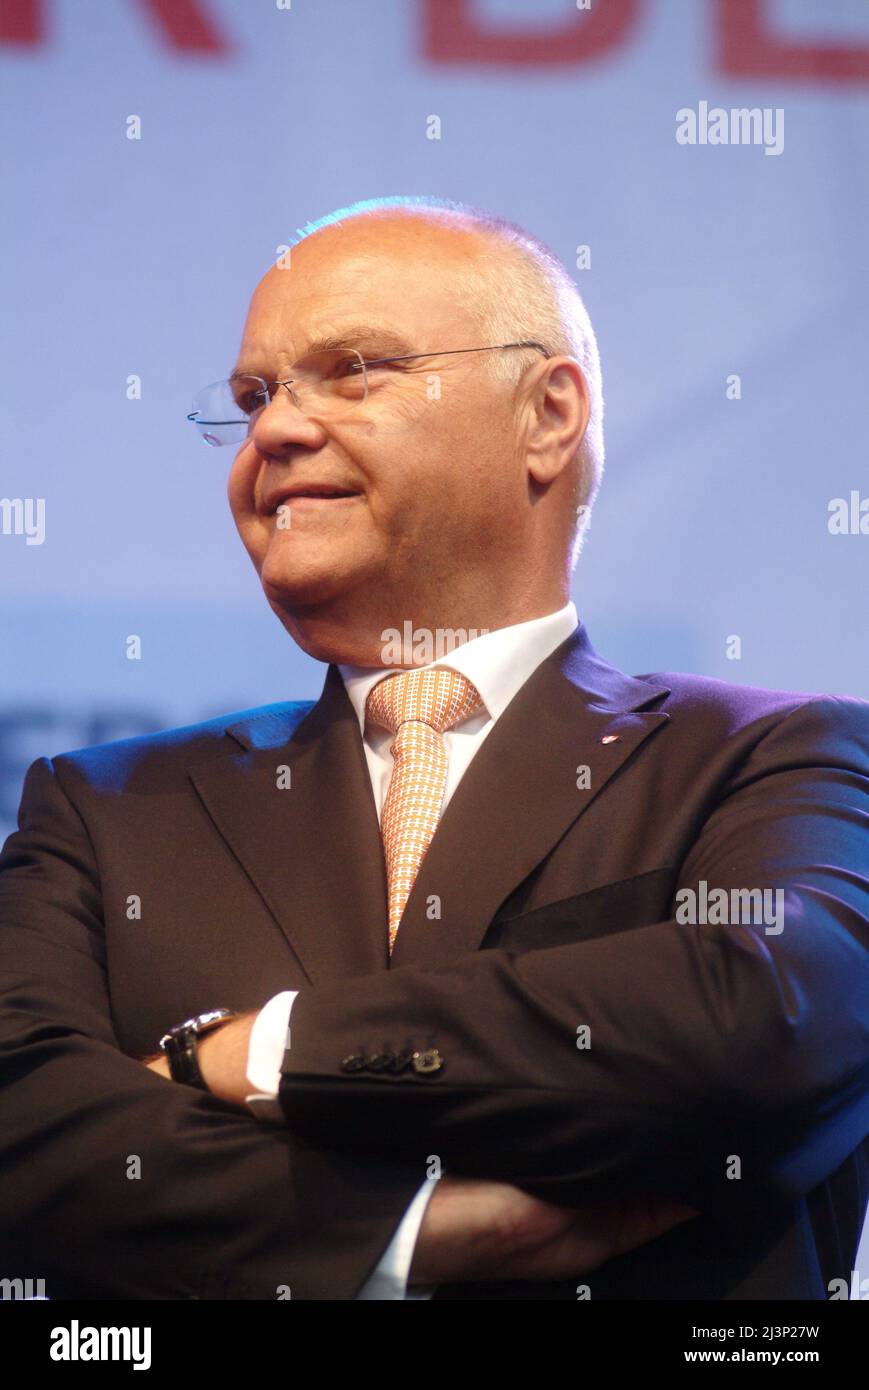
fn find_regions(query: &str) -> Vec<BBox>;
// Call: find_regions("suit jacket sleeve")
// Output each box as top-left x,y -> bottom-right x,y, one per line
277,696 -> 869,1217
0,756 -> 424,1300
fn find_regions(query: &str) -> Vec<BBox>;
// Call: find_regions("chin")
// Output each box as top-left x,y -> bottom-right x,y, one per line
258,538 -> 367,607
261,564 -> 344,609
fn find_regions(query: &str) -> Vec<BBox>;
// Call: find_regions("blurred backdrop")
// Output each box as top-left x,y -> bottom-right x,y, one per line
1,0 -> 868,1283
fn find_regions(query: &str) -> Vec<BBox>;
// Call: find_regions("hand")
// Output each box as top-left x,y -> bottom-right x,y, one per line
409,1175 -> 699,1285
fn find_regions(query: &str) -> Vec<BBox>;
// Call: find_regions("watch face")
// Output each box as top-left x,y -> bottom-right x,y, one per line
159,1009 -> 232,1051
195,1009 -> 236,1036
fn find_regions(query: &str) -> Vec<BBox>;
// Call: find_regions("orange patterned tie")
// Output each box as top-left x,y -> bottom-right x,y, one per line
366,667 -> 484,954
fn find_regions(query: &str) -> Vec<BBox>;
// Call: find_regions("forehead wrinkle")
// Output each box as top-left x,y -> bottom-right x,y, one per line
231,324 -> 418,378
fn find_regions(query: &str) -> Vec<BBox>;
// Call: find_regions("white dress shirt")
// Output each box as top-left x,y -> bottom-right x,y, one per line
244,600 -> 579,1297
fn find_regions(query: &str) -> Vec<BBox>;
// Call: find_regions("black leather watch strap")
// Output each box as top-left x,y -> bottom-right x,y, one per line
159,1009 -> 236,1090
162,1025 -> 207,1088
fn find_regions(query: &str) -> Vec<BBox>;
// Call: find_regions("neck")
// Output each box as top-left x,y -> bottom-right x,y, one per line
274,585 -> 570,667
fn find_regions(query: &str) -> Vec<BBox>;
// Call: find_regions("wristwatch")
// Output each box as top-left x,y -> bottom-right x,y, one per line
158,1008 -> 237,1089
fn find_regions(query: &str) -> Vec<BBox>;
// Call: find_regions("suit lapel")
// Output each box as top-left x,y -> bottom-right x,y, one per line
188,623 -> 671,983
188,667 -> 390,985
389,623 -> 671,968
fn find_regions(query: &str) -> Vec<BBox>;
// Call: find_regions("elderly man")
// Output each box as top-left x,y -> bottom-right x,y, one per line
1,197 -> 867,1301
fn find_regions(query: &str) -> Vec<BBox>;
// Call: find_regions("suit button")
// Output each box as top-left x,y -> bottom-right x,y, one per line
412,1048 -> 444,1075
387,1049 -> 415,1074
364,1052 -> 393,1072
339,1053 -> 367,1073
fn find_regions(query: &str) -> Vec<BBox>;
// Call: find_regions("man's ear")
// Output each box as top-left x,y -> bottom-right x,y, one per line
525,357 -> 589,486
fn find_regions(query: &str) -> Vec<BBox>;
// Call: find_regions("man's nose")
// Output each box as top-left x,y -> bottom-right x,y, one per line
250,384 -> 325,455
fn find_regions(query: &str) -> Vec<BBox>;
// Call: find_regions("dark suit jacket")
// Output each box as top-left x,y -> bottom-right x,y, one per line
1,623 -> 868,1300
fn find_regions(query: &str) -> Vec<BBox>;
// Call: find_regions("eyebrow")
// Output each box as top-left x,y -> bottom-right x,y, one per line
231,327 -> 416,378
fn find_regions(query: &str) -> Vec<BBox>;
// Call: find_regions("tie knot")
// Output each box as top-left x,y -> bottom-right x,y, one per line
366,667 -> 484,737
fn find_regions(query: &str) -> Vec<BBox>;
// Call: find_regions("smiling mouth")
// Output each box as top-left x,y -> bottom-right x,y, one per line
269,487 -> 361,513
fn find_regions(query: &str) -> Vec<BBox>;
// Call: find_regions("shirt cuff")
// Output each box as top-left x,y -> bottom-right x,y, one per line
244,989 -> 297,1122
356,1177 -> 441,1300
244,989 -> 439,1298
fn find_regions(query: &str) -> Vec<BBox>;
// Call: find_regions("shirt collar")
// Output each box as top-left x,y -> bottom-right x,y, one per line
338,601 -> 579,736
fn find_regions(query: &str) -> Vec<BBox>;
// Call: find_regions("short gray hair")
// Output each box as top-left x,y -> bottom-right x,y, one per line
290,196 -> 604,567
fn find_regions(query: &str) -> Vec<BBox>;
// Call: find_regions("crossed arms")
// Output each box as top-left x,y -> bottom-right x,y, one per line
1,696 -> 868,1295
